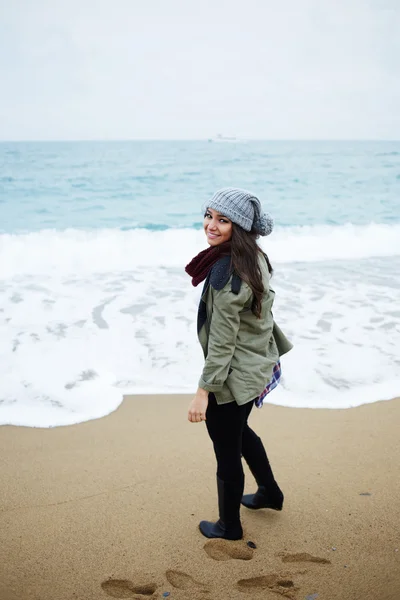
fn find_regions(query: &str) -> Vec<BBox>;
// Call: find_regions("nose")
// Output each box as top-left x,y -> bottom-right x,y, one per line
208,218 -> 218,230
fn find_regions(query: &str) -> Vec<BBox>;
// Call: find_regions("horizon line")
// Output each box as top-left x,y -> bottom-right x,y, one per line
0,138 -> 399,143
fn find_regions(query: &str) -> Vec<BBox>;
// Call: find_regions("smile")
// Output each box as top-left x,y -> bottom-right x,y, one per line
207,232 -> 220,239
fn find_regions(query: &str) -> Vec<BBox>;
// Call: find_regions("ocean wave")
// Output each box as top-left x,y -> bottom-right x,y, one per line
375,151 -> 399,157
1,223 -> 399,278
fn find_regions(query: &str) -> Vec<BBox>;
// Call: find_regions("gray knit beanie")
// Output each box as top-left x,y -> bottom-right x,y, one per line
203,188 -> 274,236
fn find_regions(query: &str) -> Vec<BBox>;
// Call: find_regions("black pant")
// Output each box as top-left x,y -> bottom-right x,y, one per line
205,392 -> 277,487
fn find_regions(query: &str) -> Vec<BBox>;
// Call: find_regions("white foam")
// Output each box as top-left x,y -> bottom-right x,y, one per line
0,253 -> 399,427
1,222 -> 400,278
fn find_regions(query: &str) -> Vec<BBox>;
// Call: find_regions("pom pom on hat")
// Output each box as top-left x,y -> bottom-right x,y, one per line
253,212 -> 274,237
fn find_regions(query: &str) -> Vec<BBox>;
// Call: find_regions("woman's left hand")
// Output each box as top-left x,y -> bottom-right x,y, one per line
188,388 -> 208,423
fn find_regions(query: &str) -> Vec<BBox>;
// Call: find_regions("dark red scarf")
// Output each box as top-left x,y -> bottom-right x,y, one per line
185,241 -> 231,287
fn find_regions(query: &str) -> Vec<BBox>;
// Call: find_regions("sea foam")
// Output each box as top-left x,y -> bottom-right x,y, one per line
1,222 -> 399,278
1,225 -> 399,427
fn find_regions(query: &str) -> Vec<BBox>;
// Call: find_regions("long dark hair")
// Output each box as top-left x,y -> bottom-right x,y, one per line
230,224 -> 273,318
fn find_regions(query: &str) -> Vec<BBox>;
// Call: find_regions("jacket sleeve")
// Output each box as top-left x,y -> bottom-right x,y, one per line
198,280 -> 252,392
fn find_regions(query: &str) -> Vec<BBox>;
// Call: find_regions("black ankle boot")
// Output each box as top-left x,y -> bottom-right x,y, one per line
199,518 -> 243,540
241,485 -> 284,510
199,476 -> 244,540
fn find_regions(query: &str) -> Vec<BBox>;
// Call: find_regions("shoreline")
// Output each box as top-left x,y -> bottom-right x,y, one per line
1,394 -> 400,600
2,389 -> 400,429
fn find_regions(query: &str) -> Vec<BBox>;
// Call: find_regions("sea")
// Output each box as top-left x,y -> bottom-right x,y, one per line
1,140 -> 399,427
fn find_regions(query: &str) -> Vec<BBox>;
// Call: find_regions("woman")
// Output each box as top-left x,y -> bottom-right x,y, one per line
185,188 -> 293,541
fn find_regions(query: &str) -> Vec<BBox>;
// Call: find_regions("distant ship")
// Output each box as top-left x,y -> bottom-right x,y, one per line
208,134 -> 243,143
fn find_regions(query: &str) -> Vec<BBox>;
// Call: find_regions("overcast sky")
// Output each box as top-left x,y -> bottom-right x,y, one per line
0,0 -> 399,140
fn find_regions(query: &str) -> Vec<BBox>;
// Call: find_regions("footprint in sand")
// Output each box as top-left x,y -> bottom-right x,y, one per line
204,539 -> 254,561
278,552 -> 331,565
237,574 -> 298,599
166,569 -> 209,593
101,578 -> 157,598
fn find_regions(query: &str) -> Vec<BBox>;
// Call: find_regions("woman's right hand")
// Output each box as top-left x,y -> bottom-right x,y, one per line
188,388 -> 208,423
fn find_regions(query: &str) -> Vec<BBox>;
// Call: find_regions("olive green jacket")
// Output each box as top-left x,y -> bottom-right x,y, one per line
197,254 -> 293,405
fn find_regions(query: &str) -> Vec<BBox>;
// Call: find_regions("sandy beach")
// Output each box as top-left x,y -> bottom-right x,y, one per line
1,394 -> 400,600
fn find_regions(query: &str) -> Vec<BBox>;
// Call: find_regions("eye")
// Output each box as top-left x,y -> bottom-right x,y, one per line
204,212 -> 211,219
219,218 -> 229,223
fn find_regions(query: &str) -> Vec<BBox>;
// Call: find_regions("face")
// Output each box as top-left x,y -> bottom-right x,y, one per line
204,207 -> 233,246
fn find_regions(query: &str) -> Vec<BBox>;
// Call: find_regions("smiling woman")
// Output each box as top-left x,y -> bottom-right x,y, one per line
185,187 -> 293,541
